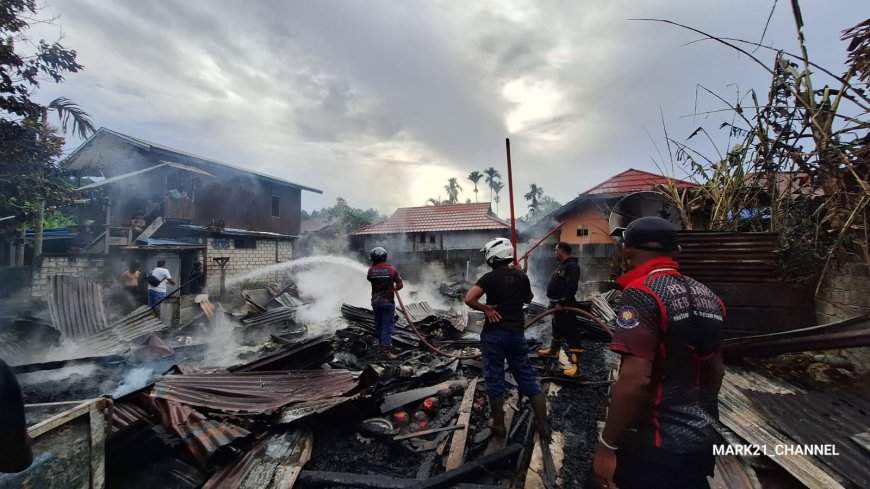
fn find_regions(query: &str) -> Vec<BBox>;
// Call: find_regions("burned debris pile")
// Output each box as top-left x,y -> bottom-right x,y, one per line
3,273 -> 622,489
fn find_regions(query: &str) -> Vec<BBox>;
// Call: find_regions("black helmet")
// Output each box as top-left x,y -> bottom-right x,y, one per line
370,247 -> 387,263
623,217 -> 678,251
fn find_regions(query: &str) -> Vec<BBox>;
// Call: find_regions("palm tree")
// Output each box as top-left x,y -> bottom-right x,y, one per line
426,197 -> 444,206
524,183 -> 544,217
467,171 -> 483,202
444,177 -> 463,204
43,97 -> 96,140
491,180 -> 505,217
483,167 -> 501,203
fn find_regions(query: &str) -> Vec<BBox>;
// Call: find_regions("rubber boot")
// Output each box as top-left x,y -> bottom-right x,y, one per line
530,393 -> 551,442
380,345 -> 398,360
537,338 -> 565,358
563,348 -> 584,378
488,396 -> 506,437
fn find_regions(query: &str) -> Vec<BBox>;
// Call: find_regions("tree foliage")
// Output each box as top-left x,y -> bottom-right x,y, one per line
652,6 -> 869,286
1,0 -> 94,224
307,197 -> 384,235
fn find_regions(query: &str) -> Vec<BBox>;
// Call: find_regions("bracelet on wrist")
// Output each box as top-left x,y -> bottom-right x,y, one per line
598,432 -> 618,450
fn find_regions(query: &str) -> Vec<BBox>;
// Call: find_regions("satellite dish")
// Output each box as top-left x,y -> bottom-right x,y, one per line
608,191 -> 683,234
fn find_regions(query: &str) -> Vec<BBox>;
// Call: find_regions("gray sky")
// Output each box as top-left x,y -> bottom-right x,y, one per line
33,0 -> 867,215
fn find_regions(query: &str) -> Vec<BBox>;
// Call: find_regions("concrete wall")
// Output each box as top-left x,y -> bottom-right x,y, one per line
363,230 -> 506,253
205,237 -> 293,289
31,255 -> 110,298
558,202 -> 613,246
816,262 -> 870,323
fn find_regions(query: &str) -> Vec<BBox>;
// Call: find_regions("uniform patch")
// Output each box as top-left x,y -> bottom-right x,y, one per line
616,306 -> 640,329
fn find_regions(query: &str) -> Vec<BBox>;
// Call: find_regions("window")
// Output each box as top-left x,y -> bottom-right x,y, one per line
429,234 -> 436,244
233,238 -> 257,249
271,194 -> 280,217
419,233 -> 426,243
576,228 -> 589,237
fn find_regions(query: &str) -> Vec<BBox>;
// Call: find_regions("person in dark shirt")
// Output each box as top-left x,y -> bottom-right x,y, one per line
464,238 -> 549,440
537,241 -> 584,377
593,217 -> 725,489
186,261 -> 206,295
366,247 -> 404,360
1,357 -> 32,473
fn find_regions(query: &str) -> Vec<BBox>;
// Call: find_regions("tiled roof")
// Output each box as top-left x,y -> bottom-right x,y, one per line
582,168 -> 698,195
351,203 -> 508,235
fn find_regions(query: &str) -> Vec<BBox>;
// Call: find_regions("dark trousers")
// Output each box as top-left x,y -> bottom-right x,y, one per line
614,448 -> 714,489
481,331 -> 542,398
373,302 -> 396,345
551,310 -> 582,349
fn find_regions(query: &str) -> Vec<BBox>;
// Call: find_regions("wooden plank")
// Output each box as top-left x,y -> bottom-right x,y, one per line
719,374 -> 847,489
393,424 -> 466,441
444,377 -> 479,471
89,400 -> 108,489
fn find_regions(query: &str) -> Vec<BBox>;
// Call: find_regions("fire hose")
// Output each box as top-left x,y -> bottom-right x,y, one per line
395,291 -> 613,360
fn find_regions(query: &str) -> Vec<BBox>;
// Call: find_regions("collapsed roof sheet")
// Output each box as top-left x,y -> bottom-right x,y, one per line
48,275 -> 110,339
151,369 -> 356,415
74,306 -> 167,357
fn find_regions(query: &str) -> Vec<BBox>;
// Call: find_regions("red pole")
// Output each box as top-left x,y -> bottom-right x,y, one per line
518,221 -> 563,262
505,138 -> 519,263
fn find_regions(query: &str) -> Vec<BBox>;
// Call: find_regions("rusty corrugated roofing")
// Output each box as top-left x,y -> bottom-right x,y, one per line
48,275 -> 110,339
677,232 -> 781,283
351,203 -> 508,235
201,429 -> 312,489
399,302 -> 436,323
582,168 -> 698,195
152,398 -> 253,467
151,369 -> 356,415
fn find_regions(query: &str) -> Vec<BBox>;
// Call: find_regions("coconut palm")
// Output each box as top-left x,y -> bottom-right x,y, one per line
524,183 -> 544,217
44,97 -> 96,140
468,171 -> 483,202
444,177 -> 463,204
491,180 -> 505,217
483,167 -> 501,203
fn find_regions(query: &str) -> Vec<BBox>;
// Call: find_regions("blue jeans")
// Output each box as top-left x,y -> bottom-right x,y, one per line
148,289 -> 166,311
373,302 -> 396,345
481,331 -> 542,399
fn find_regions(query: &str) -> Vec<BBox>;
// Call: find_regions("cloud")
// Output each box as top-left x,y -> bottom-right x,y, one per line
34,0 -> 865,214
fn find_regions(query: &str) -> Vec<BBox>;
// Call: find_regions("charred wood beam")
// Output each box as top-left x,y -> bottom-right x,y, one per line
411,444 -> 522,489
393,424 -> 466,441
444,377 -> 479,471
297,470 -> 412,488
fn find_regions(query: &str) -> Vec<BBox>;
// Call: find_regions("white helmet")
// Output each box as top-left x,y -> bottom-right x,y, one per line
482,238 -> 514,265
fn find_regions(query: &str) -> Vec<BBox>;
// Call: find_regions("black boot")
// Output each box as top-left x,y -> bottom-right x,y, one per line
489,395 -> 506,437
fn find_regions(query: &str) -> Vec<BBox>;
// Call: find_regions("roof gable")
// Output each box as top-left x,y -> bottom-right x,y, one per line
64,128 -> 322,194
351,203 -> 508,235
581,168 -> 697,195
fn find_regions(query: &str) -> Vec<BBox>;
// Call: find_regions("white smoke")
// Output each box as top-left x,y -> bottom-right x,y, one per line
294,257 -> 371,323
111,367 -> 155,398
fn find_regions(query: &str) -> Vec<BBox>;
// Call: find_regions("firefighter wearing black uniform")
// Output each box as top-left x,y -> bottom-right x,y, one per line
537,241 -> 583,377
593,217 -> 725,489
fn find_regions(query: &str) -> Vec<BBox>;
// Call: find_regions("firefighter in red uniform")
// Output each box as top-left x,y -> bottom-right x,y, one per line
367,247 -> 404,360
593,217 -> 725,489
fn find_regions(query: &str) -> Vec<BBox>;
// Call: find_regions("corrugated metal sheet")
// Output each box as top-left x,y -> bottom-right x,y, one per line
241,306 -> 298,328
111,400 -> 152,433
151,398 -> 253,467
351,203 -> 507,235
677,232 -> 780,283
743,387 -> 870,489
48,275 -> 110,339
400,301 -> 436,323
230,335 -> 334,373
151,369 -> 357,415
74,306 -> 167,356
201,429 -> 312,489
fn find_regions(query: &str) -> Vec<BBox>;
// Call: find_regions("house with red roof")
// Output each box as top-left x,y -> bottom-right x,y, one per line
526,168 -> 698,248
351,203 -> 509,254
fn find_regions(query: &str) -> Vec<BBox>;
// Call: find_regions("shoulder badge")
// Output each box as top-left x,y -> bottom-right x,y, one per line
616,305 -> 640,329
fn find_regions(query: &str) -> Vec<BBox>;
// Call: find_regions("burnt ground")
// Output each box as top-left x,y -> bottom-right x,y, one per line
545,340 -> 610,488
